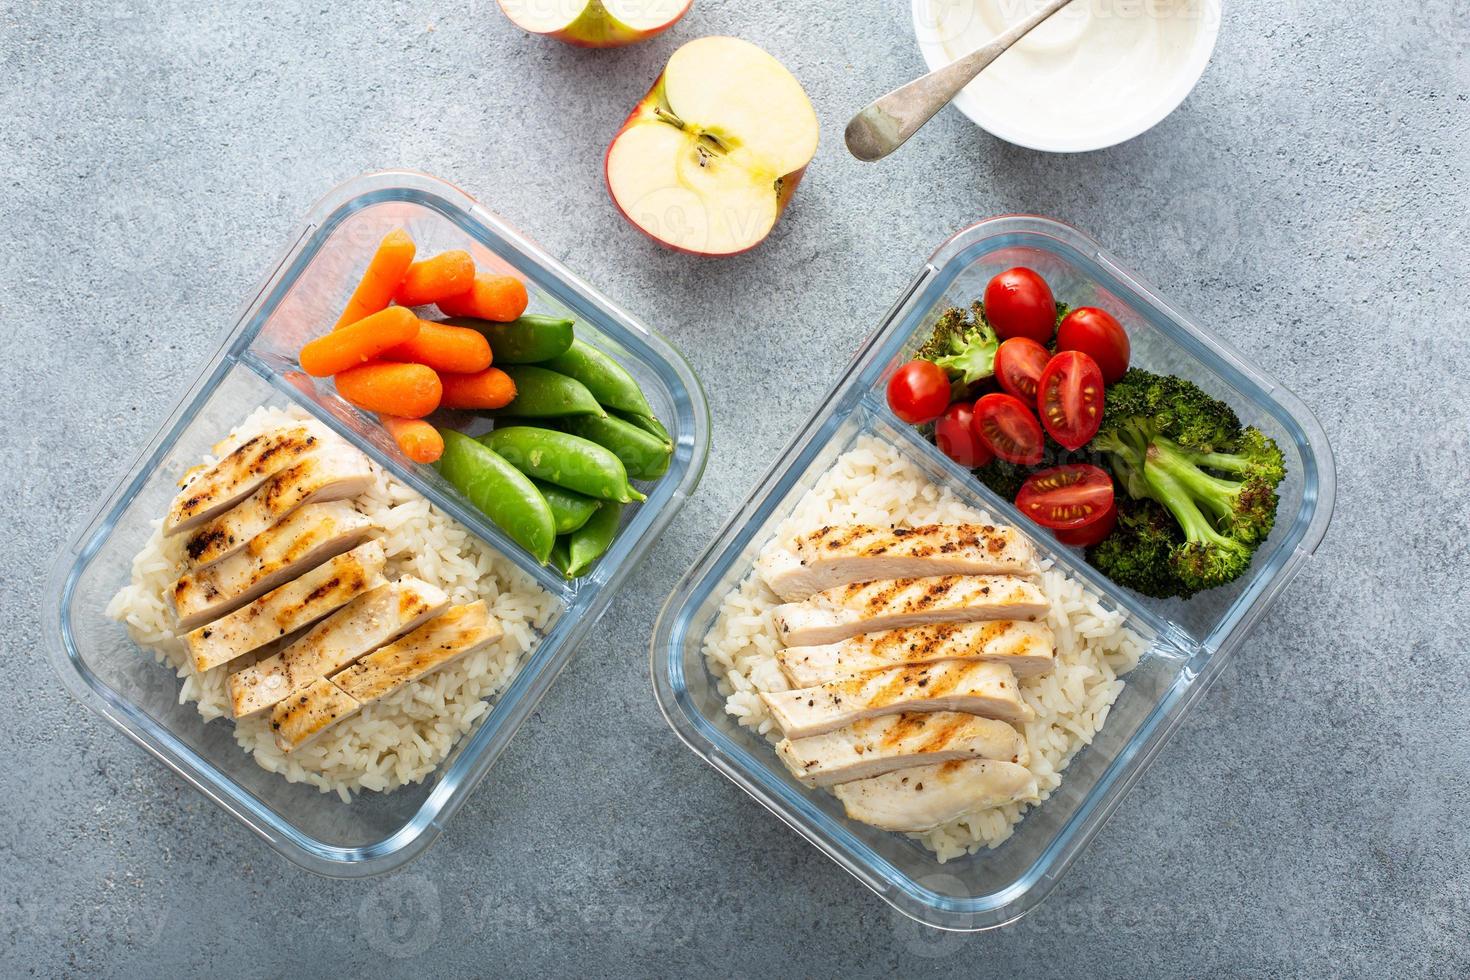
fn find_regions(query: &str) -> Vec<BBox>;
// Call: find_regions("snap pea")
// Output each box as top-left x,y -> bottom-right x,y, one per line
561,413 -> 671,480
491,365 -> 605,418
478,426 -> 645,503
531,479 -> 602,534
435,430 -> 556,565
443,314 -> 574,365
543,339 -> 654,417
490,417 -> 548,431
564,501 -> 623,577
548,538 -> 572,577
613,410 -> 673,450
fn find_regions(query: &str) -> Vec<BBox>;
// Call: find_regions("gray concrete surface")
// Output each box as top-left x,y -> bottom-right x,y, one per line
3,0 -> 1467,976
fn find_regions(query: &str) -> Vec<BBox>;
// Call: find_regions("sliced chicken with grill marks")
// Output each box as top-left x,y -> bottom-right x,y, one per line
760,659 -> 1033,740
272,602 -> 501,751
776,712 -> 1028,787
757,522 -> 1039,601
832,758 -> 1039,832
181,443 -> 375,571
228,576 -> 450,719
170,502 -> 376,631
772,574 -> 1049,648
777,620 -> 1055,688
331,601 -> 502,708
164,422 -> 333,536
184,540 -> 387,672
268,678 -> 363,752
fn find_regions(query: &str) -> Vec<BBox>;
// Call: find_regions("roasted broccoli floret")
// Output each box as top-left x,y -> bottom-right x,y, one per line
1087,368 -> 1286,597
1142,460 -> 1255,593
1094,368 -> 1243,455
1087,498 -> 1190,599
972,457 -> 1032,502
1146,438 -> 1280,546
916,302 -> 999,395
1187,426 -> 1288,488
972,441 -> 1070,502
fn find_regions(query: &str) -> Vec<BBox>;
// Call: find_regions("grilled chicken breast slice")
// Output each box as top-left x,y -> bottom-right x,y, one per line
776,620 -> 1055,688
776,712 -> 1028,787
184,540 -> 387,672
269,677 -> 363,752
164,422 -> 333,536
181,444 -> 375,570
832,759 -> 1039,832
170,501 -> 376,631
332,601 -> 502,707
772,575 -> 1049,648
758,523 -> 1038,601
270,602 -> 499,751
760,659 -> 1033,740
229,576 -> 450,719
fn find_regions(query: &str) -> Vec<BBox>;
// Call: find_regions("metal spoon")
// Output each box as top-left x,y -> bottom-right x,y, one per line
845,0 -> 1076,161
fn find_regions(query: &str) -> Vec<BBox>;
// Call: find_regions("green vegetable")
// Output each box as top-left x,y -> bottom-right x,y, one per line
563,501 -> 623,577
613,410 -> 673,450
491,365 -> 605,418
916,302 -> 999,396
532,478 -> 602,534
1088,368 -> 1286,597
435,430 -> 557,565
972,444 -> 1067,502
549,538 -> 572,577
478,426 -> 645,503
1087,498 -> 1188,598
561,413 -> 671,480
444,314 -> 574,364
543,339 -> 654,416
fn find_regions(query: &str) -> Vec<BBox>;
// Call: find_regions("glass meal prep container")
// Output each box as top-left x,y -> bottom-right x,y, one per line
43,171 -> 709,876
651,216 -> 1334,931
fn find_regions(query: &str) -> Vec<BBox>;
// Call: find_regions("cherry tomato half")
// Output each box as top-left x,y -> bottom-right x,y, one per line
1015,464 -> 1115,531
971,393 -> 1045,465
1053,499 -> 1118,547
887,359 -> 950,424
983,268 -> 1056,344
934,401 -> 993,468
1037,350 -> 1105,451
993,337 -> 1050,402
1056,307 -> 1130,384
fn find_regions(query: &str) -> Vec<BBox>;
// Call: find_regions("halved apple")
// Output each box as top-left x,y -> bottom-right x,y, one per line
604,36 -> 820,257
497,0 -> 691,47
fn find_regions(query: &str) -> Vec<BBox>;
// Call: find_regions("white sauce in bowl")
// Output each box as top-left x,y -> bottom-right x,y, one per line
913,0 -> 1220,151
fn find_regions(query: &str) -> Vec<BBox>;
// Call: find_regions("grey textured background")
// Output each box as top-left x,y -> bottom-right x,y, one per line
3,0 -> 1467,976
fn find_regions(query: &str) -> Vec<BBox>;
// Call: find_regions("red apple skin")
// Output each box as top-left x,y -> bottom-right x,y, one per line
775,164 -> 808,214
603,69 -> 810,258
499,0 -> 692,48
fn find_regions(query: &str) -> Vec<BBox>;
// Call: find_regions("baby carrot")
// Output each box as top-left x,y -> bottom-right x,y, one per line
381,416 -> 444,464
436,273 -> 529,322
380,320 -> 492,374
439,367 -> 517,410
335,362 -> 442,418
333,229 -> 416,330
394,250 -> 476,307
300,306 -> 420,377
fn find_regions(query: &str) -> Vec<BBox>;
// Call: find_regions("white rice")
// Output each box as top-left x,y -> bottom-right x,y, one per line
700,437 -> 1146,861
105,406 -> 559,802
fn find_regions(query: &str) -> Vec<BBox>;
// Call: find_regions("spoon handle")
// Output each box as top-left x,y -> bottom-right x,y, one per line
845,0 -> 1076,161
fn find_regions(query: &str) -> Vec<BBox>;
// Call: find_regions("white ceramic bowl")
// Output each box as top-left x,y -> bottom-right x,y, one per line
910,0 -> 1221,153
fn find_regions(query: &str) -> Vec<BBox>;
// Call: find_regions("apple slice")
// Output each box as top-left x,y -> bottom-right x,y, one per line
497,0 -> 691,47
604,36 -> 819,257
